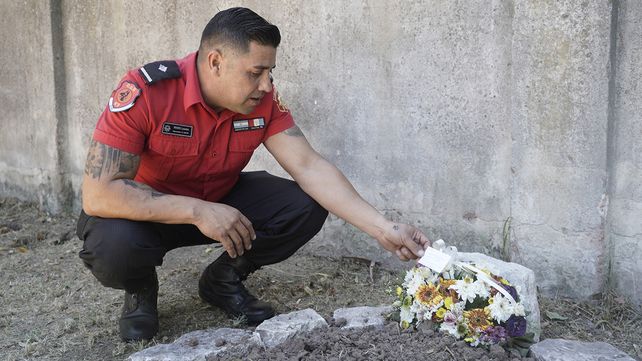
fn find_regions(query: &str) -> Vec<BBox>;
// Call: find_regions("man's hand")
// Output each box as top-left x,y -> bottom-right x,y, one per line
378,223 -> 431,261
193,202 -> 256,258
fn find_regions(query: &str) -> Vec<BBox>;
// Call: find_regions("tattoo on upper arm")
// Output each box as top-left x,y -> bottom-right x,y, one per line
84,139 -> 140,180
283,125 -> 305,137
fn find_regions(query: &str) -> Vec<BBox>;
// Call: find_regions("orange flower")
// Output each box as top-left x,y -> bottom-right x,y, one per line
439,278 -> 458,299
464,308 -> 492,332
415,284 -> 444,308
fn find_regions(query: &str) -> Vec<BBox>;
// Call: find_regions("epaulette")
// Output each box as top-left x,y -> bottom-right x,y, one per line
138,60 -> 181,85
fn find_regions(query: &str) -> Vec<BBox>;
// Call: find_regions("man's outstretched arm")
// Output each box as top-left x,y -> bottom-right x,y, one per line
81,139 -> 254,258
264,126 -> 430,261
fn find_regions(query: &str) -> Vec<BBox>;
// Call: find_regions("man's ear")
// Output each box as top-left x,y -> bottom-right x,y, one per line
206,49 -> 224,74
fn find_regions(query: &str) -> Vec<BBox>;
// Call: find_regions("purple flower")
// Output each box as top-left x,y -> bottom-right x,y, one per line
501,284 -> 520,302
480,326 -> 508,344
505,315 -> 527,337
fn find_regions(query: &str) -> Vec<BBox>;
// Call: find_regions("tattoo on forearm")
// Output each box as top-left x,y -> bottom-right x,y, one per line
122,179 -> 166,198
393,224 -> 399,231
284,126 -> 305,137
84,139 -> 139,180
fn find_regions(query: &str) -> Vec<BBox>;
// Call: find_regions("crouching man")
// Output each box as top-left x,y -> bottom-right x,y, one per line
77,7 -> 430,341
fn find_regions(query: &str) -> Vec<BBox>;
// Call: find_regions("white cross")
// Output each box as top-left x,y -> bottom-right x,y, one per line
159,64 -> 168,72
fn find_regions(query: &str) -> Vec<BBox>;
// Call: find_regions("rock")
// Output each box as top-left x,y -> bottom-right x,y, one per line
530,339 -> 636,361
255,308 -> 328,348
127,328 -> 261,361
332,305 -> 393,330
457,252 -> 541,341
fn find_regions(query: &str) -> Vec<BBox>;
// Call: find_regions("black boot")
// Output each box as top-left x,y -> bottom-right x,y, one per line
119,271 -> 159,342
199,254 -> 274,325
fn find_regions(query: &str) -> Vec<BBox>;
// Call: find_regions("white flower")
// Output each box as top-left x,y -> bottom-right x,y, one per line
513,303 -> 526,317
400,305 -> 414,324
403,267 -> 435,295
442,310 -> 458,325
487,294 -> 514,322
440,319 -> 467,338
473,280 -> 491,299
450,277 -> 489,303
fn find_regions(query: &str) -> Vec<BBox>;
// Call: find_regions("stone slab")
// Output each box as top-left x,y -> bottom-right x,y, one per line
127,328 -> 261,361
255,308 -> 328,348
332,305 -> 393,330
458,252 -> 541,342
530,339 -> 635,361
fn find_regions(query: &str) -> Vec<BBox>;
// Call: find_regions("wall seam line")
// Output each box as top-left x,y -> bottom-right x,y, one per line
50,0 -> 73,211
604,0 -> 620,292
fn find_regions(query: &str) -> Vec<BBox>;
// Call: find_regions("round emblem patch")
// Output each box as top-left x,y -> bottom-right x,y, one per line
109,81 -> 141,112
274,90 -> 289,113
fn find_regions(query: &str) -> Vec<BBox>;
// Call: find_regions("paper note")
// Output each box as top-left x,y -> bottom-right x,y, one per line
417,246 -> 452,273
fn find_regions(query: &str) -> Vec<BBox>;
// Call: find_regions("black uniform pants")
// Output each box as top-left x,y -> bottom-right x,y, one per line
76,171 -> 328,292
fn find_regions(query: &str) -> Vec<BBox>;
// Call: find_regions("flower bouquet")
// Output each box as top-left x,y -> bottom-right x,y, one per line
392,240 -> 534,354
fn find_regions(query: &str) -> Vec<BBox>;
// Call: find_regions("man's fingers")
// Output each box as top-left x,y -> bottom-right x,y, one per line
226,231 -> 245,257
221,237 -> 238,258
237,216 -> 255,250
399,246 -> 416,260
239,215 -> 256,241
396,249 -> 409,261
402,235 -> 425,258
417,232 -> 431,248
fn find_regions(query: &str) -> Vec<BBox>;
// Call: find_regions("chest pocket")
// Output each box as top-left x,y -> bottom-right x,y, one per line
228,130 -> 265,152
224,130 -> 265,174
145,136 -> 199,181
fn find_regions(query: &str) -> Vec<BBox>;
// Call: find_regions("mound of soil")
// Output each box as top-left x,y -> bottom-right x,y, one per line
1,197 -> 641,361
219,322 -> 534,361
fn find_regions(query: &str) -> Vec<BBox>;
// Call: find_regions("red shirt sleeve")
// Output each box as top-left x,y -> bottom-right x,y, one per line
263,85 -> 295,140
92,71 -> 149,155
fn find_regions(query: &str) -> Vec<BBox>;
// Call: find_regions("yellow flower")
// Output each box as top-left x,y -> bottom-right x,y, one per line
401,320 -> 410,329
415,284 -> 444,308
396,286 -> 403,297
435,308 -> 447,319
500,278 -> 510,286
444,296 -> 454,310
463,308 -> 492,332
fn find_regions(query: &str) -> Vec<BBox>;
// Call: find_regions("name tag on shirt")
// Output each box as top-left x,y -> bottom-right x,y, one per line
161,122 -> 193,137
233,118 -> 265,132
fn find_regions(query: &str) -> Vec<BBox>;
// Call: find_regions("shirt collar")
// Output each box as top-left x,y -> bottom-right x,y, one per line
181,51 -> 237,120
181,52 -> 205,111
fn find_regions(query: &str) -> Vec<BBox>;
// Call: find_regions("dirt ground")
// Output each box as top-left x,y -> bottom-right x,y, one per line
1,197 -> 641,361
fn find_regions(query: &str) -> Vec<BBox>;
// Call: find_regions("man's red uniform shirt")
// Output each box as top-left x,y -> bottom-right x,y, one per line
92,52 -> 294,202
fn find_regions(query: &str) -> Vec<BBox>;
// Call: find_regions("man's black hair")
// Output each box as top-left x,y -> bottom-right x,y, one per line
199,7 -> 281,54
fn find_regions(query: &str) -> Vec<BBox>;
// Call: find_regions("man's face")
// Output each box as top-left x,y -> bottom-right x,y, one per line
205,41 -> 277,115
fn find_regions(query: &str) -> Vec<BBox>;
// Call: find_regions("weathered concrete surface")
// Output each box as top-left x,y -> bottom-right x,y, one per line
127,328 -> 261,361
529,339 -> 636,361
332,305 -> 393,330
255,308 -> 328,348
0,1 -> 68,212
608,0 -> 642,305
1,1 -> 642,304
509,0 -> 612,299
458,252 -> 541,342
259,1 -> 516,271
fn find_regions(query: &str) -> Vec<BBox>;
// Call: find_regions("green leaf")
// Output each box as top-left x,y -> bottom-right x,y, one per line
507,333 -> 535,356
545,311 -> 568,321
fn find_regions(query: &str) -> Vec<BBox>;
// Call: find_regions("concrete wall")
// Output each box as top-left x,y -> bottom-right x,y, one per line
0,1 -> 69,212
609,0 -> 642,304
1,0 -> 640,303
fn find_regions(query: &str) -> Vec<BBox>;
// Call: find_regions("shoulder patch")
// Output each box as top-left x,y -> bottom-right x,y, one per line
274,89 -> 289,113
109,80 -> 141,112
138,60 -> 181,85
